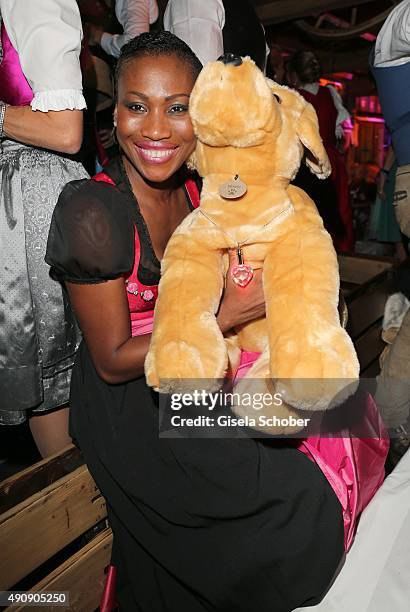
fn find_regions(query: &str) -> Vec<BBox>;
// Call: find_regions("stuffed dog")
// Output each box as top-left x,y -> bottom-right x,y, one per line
145,55 -> 359,433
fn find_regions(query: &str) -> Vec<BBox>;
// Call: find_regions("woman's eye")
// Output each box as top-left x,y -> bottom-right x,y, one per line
168,104 -> 188,114
126,103 -> 147,113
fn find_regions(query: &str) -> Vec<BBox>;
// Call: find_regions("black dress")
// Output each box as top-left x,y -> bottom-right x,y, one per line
46,158 -> 344,612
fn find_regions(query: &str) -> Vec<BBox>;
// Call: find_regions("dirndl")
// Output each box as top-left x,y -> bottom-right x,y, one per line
369,163 -> 401,243
0,139 -> 88,424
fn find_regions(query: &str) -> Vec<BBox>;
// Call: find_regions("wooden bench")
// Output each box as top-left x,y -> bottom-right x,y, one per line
0,445 -> 111,611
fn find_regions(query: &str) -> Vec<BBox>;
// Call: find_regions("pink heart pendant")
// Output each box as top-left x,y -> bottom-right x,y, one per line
231,264 -> 254,288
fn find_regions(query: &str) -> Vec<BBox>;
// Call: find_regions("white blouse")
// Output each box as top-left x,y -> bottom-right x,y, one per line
101,0 -> 159,58
164,0 -> 225,66
0,0 -> 86,112
374,0 -> 410,67
164,0 -> 269,70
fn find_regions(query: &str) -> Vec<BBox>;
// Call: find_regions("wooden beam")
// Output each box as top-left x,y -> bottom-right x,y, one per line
0,445 -> 83,515
0,465 -> 107,590
316,47 -> 373,74
255,0 -> 376,25
6,529 -> 113,612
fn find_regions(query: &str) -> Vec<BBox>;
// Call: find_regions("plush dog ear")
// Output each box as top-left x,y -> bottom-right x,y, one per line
297,102 -> 331,179
186,150 -> 197,172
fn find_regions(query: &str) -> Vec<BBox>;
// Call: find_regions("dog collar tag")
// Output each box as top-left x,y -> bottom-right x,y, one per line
219,175 -> 247,200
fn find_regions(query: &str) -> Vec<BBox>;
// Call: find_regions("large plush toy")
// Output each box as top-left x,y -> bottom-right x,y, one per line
145,54 -> 359,433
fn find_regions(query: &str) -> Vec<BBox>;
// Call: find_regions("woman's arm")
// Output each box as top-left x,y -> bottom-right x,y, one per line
90,0 -> 159,59
1,0 -> 85,153
67,253 -> 266,385
383,145 -> 395,173
3,107 -> 83,155
66,278 -> 151,384
377,145 -> 396,198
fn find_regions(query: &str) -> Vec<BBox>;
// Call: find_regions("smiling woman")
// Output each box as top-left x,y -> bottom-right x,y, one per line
114,54 -> 196,184
45,31 -> 344,611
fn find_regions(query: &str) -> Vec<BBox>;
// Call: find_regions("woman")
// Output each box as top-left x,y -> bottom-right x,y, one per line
46,32 -> 344,611
287,50 -> 354,253
0,0 -> 88,456
370,145 -> 408,261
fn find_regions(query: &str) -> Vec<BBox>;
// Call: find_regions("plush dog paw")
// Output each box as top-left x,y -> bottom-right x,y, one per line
146,338 -> 227,394
275,377 -> 359,412
270,329 -> 360,410
232,375 -> 309,435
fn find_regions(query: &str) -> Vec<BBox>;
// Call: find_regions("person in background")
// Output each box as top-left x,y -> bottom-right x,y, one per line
88,0 -> 159,58
369,145 -> 407,261
287,50 -> 354,252
371,0 -> 410,240
0,0 -> 87,456
163,0 -> 268,70
370,0 -> 410,463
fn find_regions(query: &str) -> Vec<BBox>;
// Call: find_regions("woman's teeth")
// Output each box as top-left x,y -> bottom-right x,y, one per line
139,147 -> 175,159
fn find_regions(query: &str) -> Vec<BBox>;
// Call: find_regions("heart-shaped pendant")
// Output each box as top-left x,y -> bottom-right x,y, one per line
231,264 -> 254,287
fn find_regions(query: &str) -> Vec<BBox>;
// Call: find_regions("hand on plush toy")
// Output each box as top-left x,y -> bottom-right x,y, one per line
217,250 -> 265,333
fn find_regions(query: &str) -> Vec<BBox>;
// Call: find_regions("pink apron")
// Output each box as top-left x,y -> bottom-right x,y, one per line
235,351 -> 389,551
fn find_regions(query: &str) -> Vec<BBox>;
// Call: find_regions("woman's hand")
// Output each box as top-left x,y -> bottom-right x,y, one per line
88,24 -> 104,47
216,250 -> 266,333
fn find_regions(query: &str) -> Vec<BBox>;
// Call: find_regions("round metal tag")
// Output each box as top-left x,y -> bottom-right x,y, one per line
219,175 -> 247,199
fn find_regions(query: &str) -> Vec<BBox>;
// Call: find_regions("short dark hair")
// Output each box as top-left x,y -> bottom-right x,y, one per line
115,31 -> 203,96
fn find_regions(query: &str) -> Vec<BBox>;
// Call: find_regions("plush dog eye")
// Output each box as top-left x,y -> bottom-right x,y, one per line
273,94 -> 281,104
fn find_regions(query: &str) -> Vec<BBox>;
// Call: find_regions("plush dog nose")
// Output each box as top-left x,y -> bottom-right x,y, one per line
217,53 -> 242,66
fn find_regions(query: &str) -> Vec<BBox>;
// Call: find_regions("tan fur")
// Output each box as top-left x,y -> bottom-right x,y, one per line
145,58 -> 359,434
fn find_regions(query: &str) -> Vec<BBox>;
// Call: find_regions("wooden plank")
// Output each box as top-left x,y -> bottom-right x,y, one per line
346,274 -> 392,339
354,321 -> 385,373
255,0 -> 376,25
338,254 -> 392,286
0,466 -> 107,590
5,529 -> 113,612
0,445 -> 84,515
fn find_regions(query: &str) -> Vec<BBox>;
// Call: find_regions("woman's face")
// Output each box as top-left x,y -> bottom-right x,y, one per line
115,55 -> 197,184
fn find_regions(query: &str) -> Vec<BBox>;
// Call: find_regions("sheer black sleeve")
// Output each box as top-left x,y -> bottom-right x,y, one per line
45,179 -> 134,284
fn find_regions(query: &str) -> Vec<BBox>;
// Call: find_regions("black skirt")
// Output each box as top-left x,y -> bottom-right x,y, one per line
70,342 -> 344,612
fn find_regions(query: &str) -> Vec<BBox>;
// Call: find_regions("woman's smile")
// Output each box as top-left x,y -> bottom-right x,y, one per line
134,141 -> 179,164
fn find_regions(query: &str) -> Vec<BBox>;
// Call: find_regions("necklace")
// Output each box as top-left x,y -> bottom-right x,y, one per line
198,204 -> 294,287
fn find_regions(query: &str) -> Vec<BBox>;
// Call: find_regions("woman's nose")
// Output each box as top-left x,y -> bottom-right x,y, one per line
140,109 -> 171,140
